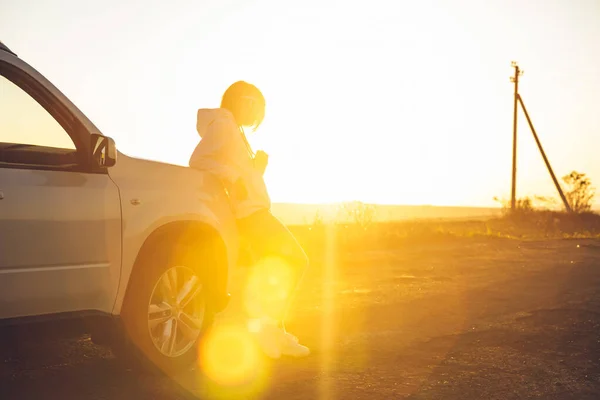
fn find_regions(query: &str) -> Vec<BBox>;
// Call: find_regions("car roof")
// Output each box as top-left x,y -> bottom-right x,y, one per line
0,41 -> 17,56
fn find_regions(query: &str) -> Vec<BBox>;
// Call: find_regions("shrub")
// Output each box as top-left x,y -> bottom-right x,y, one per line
562,171 -> 595,213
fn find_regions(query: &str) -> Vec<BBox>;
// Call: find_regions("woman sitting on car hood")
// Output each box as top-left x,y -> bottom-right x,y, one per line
189,81 -> 310,359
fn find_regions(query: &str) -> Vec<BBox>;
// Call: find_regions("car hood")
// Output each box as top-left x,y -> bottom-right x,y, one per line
108,151 -> 224,196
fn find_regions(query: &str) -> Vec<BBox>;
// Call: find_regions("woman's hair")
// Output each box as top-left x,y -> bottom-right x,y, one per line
221,81 -> 266,131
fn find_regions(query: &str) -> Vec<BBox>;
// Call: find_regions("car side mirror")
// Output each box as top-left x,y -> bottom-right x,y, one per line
91,133 -> 117,167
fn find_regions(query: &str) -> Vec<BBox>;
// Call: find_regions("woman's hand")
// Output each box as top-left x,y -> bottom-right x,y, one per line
254,150 -> 269,175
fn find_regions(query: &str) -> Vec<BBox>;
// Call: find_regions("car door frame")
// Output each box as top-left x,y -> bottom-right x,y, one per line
0,52 -> 122,319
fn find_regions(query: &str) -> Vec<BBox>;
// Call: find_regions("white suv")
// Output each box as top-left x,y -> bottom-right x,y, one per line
0,41 -> 238,374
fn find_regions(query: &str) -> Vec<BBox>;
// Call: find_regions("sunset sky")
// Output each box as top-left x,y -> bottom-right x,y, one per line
2,0 -> 599,206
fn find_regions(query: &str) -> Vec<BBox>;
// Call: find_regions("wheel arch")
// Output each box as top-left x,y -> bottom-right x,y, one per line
118,220 -> 229,316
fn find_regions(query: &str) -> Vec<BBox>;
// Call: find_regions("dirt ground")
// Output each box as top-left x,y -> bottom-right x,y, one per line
2,238 -> 600,399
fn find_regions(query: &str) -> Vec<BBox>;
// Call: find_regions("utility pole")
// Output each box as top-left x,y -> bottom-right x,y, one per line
508,62 -> 573,213
510,61 -> 523,210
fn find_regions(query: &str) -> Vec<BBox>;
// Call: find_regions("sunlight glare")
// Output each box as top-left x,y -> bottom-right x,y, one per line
244,256 -> 295,319
199,323 -> 268,395
319,222 -> 338,400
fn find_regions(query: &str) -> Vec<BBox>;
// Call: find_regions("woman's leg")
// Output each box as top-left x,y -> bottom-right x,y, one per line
237,210 -> 310,357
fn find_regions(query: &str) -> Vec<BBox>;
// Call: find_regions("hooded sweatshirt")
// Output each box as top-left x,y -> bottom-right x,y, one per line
189,108 -> 271,219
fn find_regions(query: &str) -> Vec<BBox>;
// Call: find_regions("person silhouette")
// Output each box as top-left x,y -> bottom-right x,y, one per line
189,81 -> 310,358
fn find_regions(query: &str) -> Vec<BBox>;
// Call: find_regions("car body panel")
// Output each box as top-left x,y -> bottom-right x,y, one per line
0,46 -> 238,321
0,167 -> 122,318
108,153 -> 239,315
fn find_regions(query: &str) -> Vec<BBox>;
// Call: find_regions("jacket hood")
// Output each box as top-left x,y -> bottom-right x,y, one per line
196,108 -> 236,138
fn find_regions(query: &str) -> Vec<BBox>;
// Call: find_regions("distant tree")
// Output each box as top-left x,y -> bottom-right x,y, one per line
562,171 -> 595,213
339,201 -> 377,229
493,196 -> 534,212
311,210 -> 324,228
517,197 -> 534,211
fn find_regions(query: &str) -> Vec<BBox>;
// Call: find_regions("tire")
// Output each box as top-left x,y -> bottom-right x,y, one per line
112,241 -> 216,376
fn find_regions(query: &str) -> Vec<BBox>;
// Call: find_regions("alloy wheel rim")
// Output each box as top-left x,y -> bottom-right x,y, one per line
147,265 -> 205,358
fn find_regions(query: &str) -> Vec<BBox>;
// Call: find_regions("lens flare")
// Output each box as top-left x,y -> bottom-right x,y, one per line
244,256 -> 295,319
199,323 -> 266,389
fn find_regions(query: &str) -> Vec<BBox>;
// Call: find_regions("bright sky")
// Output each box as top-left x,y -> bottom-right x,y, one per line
2,0 -> 599,206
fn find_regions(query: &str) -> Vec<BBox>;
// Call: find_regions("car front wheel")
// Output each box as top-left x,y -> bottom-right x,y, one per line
113,243 -> 215,375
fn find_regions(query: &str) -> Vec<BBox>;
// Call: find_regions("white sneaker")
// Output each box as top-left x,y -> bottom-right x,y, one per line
250,319 -> 282,359
250,320 -> 310,359
281,331 -> 310,358
285,332 -> 299,343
